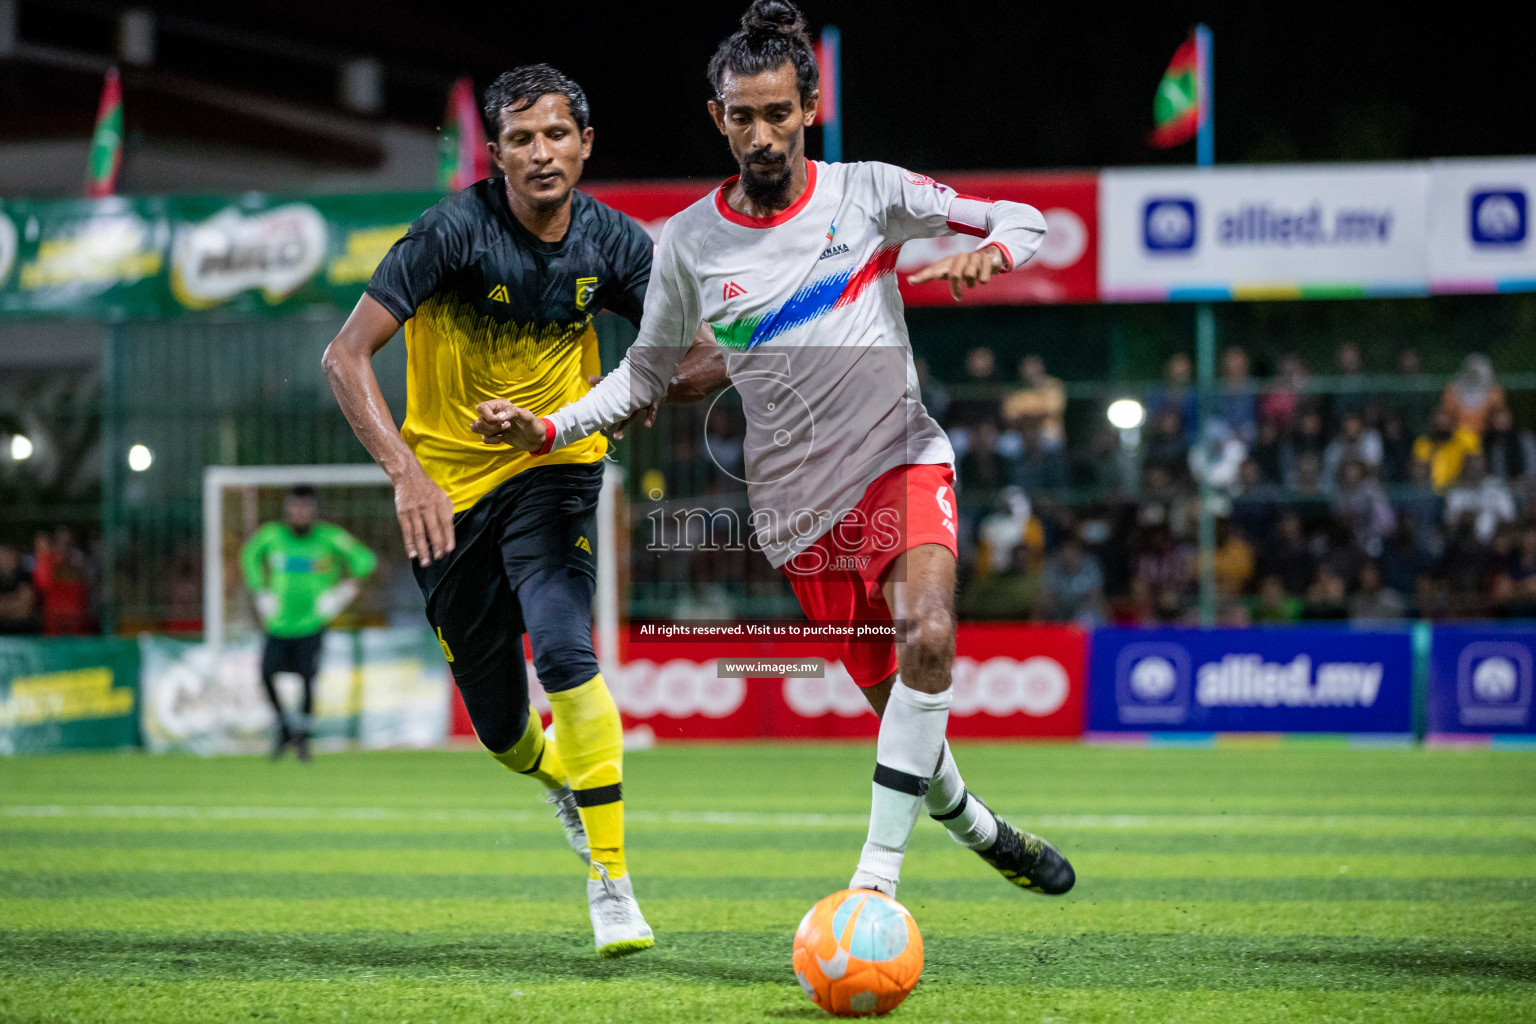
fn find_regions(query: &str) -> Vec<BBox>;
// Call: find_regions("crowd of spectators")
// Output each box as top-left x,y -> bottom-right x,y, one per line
0,529 -> 97,635
941,344 -> 1536,624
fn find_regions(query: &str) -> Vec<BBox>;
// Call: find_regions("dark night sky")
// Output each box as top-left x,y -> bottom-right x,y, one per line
43,0 -> 1536,179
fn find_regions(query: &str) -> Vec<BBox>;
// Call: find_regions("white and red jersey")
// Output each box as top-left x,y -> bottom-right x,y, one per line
548,159 -> 1046,567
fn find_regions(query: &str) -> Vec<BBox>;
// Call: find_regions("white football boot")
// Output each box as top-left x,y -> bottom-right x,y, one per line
587,862 -> 654,958
540,724 -> 590,865
544,785 -> 590,865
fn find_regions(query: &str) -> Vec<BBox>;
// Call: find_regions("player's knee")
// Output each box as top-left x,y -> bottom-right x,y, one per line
534,644 -> 600,693
898,609 -> 954,690
452,668 -> 530,753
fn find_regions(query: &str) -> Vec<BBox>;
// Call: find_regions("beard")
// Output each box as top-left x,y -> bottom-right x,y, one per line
739,150 -> 793,209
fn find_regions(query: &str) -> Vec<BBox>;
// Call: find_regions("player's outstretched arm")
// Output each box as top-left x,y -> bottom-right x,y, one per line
321,293 -> 455,568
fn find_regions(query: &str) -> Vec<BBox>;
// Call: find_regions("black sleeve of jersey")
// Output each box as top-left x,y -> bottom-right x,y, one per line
365,198 -> 473,324
601,212 -> 653,329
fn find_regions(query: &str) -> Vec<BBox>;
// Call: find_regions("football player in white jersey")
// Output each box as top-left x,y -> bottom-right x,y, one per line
474,0 -> 1074,901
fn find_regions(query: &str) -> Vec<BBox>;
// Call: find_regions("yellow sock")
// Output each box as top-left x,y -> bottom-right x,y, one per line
547,673 -> 626,880
490,712 -> 567,791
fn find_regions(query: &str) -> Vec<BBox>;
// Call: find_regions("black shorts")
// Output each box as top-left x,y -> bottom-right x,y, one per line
262,632 -> 324,679
413,463 -> 602,693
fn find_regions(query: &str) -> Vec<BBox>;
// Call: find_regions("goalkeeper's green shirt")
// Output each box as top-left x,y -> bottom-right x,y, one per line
239,522 -> 377,638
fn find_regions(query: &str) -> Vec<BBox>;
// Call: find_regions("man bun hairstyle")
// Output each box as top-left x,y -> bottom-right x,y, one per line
482,63 -> 591,138
708,0 -> 820,103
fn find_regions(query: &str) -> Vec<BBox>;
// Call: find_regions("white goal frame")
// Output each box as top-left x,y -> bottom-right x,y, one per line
202,463 -> 623,681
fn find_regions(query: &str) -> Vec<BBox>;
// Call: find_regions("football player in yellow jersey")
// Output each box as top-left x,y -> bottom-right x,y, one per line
323,64 -> 717,957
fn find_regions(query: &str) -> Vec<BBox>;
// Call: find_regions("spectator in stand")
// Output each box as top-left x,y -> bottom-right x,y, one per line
1493,524 -> 1536,614
1148,352 -> 1199,443
1322,412 -> 1384,484
1291,451 -> 1327,499
1482,406 -> 1535,483
1251,574 -> 1302,622
1038,534 -> 1106,625
946,346 -> 1001,448
1437,518 -> 1496,616
32,528 -> 91,635
1002,355 -> 1067,452
1380,520 -> 1434,606
1289,408 -> 1328,480
1413,406 -> 1481,492
958,421 -> 1014,494
1332,459 -> 1396,557
1259,352 -> 1309,430
1188,420 -> 1248,494
959,542 -> 1038,621
1304,563 -> 1350,620
1393,459 -> 1445,552
1378,414 -> 1414,484
1232,459 -> 1282,541
1014,419 -> 1068,492
1330,342 -> 1370,427
913,356 -> 950,426
1441,354 -> 1505,434
0,543 -> 40,634
1349,561 -> 1405,623
1388,348 -> 1435,435
1212,520 -> 1256,598
1261,513 -> 1317,595
1444,453 -> 1516,545
1250,418 -> 1288,484
1218,346 -> 1257,442
974,487 -> 1041,578
1134,523 -> 1191,609
1143,408 -> 1190,482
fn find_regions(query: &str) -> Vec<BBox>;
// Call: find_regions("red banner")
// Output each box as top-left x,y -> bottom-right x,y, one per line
448,623 -> 1086,741
582,171 -> 1099,306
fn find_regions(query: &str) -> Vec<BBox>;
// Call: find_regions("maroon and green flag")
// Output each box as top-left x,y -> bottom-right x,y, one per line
1150,34 -> 1200,148
438,77 -> 489,191
84,67 -> 123,197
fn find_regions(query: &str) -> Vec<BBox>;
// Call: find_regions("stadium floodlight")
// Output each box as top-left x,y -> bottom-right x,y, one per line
8,434 -> 33,460
1106,399 -> 1145,430
127,444 -> 154,471
200,463 -> 624,686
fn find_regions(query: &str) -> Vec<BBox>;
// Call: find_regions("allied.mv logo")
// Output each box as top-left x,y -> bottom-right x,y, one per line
1470,190 -> 1527,246
1456,640 -> 1532,727
1114,642 -> 1192,724
1143,198 -> 1198,252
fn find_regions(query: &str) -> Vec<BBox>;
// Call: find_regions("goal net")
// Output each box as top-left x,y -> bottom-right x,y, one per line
200,463 -> 624,671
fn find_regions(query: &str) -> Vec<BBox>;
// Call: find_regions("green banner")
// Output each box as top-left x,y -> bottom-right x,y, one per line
0,192 -> 439,319
138,628 -> 449,755
0,636 -> 141,754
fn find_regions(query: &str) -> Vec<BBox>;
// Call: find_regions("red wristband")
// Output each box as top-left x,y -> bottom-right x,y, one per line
534,417 -> 557,456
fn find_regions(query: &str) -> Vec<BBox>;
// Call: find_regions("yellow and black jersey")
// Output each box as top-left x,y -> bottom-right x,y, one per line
366,180 -> 651,511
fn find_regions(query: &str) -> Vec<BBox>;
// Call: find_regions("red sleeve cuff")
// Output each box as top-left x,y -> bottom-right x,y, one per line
534,417 -> 557,456
988,241 -> 1015,272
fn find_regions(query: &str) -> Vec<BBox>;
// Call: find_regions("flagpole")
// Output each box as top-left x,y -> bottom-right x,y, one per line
1193,22 -> 1218,626
821,25 -> 841,163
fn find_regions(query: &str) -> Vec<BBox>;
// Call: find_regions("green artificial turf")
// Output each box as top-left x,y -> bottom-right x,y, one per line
1,743 -> 1534,1022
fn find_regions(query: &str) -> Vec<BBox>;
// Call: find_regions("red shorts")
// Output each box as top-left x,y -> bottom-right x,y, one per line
782,463 -> 959,687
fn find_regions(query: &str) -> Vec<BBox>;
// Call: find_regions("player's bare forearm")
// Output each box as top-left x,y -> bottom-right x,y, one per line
667,328 -> 729,404
321,296 -> 418,481
322,294 -> 456,566
907,244 -> 1009,302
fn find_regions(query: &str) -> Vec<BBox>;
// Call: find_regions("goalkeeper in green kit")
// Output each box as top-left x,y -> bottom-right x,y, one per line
240,485 -> 377,760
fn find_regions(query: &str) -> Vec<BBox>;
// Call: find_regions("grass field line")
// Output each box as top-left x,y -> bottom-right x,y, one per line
7,846 -> 1534,879
2,980 -> 1533,1024
2,897 -> 1531,940
7,804 -> 1536,834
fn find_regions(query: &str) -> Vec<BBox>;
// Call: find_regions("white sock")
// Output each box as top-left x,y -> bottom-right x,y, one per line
852,683 -> 951,893
925,741 -> 998,851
